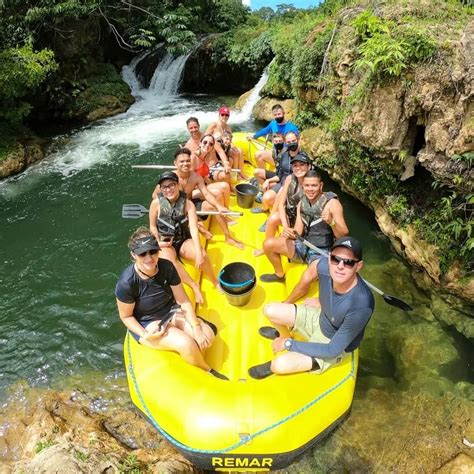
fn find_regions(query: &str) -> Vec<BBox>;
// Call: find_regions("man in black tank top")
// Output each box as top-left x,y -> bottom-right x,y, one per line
260,171 -> 349,283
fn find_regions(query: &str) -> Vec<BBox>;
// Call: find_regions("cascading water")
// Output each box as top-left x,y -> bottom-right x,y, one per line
148,52 -> 191,96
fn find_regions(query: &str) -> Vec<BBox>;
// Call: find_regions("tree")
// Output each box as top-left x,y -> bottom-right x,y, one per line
255,7 -> 275,22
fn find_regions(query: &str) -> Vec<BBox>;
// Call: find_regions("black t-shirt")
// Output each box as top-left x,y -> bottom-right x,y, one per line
115,258 -> 181,324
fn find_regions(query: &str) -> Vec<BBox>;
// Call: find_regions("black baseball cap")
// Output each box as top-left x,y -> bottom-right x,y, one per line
330,236 -> 363,260
291,152 -> 311,164
158,171 -> 179,185
129,235 -> 160,253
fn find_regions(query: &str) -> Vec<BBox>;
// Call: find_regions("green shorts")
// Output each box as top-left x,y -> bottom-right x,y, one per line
293,304 -> 348,374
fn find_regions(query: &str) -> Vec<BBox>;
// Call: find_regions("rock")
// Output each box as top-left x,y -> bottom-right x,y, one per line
437,453 -> 474,473
300,126 -> 337,161
252,97 -> 297,122
0,140 -> 46,179
375,209 -> 442,282
234,89 -> 253,110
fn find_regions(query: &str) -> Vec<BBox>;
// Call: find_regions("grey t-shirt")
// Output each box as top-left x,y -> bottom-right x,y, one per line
291,258 -> 374,359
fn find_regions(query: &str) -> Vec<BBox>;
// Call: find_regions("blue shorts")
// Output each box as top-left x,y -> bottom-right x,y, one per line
290,242 -> 328,265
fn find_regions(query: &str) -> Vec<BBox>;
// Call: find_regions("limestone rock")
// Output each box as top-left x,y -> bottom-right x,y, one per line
252,97 -> 297,122
0,140 -> 46,179
437,453 -> 474,473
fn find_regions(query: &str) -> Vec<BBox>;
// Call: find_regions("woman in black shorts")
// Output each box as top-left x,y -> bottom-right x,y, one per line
115,227 -> 227,379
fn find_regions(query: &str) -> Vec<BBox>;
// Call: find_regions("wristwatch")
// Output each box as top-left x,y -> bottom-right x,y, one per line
284,338 -> 293,351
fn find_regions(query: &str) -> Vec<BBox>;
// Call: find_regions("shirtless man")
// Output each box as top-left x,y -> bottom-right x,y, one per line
152,148 -> 244,249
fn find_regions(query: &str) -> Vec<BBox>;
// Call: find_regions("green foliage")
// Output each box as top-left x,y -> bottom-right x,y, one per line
292,24 -> 335,88
352,9 -> 390,41
74,449 -> 90,463
129,29 -> 156,49
353,11 -> 438,79
0,44 -> 57,123
34,439 -> 56,454
157,11 -> 197,55
387,194 -> 413,224
209,0 -> 250,31
118,454 -> 143,474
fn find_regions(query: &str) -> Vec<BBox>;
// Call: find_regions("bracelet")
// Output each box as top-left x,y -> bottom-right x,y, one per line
330,219 -> 336,228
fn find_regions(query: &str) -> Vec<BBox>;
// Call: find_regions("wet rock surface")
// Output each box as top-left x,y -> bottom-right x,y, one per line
0,387 -> 198,473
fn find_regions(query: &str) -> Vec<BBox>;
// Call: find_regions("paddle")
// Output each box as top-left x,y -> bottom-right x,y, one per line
122,204 -> 243,219
132,165 -> 241,172
247,136 -> 273,151
295,235 -> 413,311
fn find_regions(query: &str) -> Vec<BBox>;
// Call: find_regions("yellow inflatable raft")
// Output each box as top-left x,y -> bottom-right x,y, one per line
124,133 -> 358,471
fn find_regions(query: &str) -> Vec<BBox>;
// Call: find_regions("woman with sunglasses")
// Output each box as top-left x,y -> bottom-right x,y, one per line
248,236 -> 374,379
115,227 -> 227,379
192,134 -> 233,212
205,106 -> 248,181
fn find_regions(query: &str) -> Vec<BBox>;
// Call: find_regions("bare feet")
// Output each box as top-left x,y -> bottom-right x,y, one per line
198,223 -> 213,240
225,235 -> 244,249
253,248 -> 265,257
192,284 -> 204,304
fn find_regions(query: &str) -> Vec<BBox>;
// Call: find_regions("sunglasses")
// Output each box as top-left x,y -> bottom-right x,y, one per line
330,254 -> 359,268
220,113 -> 230,117
135,249 -> 158,257
161,182 -> 177,191
202,140 -> 214,146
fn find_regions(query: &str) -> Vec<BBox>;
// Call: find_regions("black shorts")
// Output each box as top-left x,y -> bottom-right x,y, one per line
131,303 -> 181,343
191,198 -> 209,222
265,170 -> 277,179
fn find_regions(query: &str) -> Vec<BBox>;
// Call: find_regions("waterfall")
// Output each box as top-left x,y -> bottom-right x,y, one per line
121,51 -> 150,94
148,52 -> 191,96
238,69 -> 269,119
121,50 -> 191,100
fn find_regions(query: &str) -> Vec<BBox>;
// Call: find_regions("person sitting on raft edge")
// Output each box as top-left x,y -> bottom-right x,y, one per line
248,236 -> 374,379
115,226 -> 228,380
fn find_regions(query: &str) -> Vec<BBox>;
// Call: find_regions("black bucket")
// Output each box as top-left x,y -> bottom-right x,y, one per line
219,262 -> 256,295
235,183 -> 258,209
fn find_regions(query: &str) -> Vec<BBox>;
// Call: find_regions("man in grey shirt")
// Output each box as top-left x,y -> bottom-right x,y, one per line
249,236 -> 375,379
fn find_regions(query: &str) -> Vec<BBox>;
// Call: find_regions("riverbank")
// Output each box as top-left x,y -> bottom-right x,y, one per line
1,376 -> 472,472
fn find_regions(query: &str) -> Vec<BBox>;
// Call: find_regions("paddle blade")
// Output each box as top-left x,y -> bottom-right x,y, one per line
383,294 -> 413,311
122,204 -> 149,219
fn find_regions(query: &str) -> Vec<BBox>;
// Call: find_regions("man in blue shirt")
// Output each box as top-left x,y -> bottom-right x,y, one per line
248,104 -> 299,168
248,236 -> 375,379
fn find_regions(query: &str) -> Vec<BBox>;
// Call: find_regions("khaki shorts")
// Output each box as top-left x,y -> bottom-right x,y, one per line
293,304 -> 348,374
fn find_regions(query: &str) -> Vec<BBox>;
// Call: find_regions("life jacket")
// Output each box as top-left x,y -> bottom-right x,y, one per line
275,150 -> 292,182
195,155 -> 210,178
157,191 -> 189,240
300,192 -> 338,248
285,175 -> 304,225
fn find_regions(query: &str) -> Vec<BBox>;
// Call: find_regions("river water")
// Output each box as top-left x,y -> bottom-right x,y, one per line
0,56 -> 472,468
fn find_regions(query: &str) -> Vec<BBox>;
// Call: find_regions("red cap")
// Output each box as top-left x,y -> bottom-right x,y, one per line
219,106 -> 230,116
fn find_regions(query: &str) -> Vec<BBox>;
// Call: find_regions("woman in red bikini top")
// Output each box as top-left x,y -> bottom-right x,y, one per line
193,134 -> 215,179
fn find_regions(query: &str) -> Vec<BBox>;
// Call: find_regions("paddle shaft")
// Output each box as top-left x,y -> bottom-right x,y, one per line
247,137 -> 273,150
132,165 -> 241,172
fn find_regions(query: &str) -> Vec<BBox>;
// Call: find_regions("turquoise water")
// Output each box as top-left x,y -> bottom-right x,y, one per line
0,92 -> 472,416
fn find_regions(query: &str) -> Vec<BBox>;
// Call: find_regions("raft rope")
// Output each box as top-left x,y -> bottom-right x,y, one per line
126,332 -> 355,454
